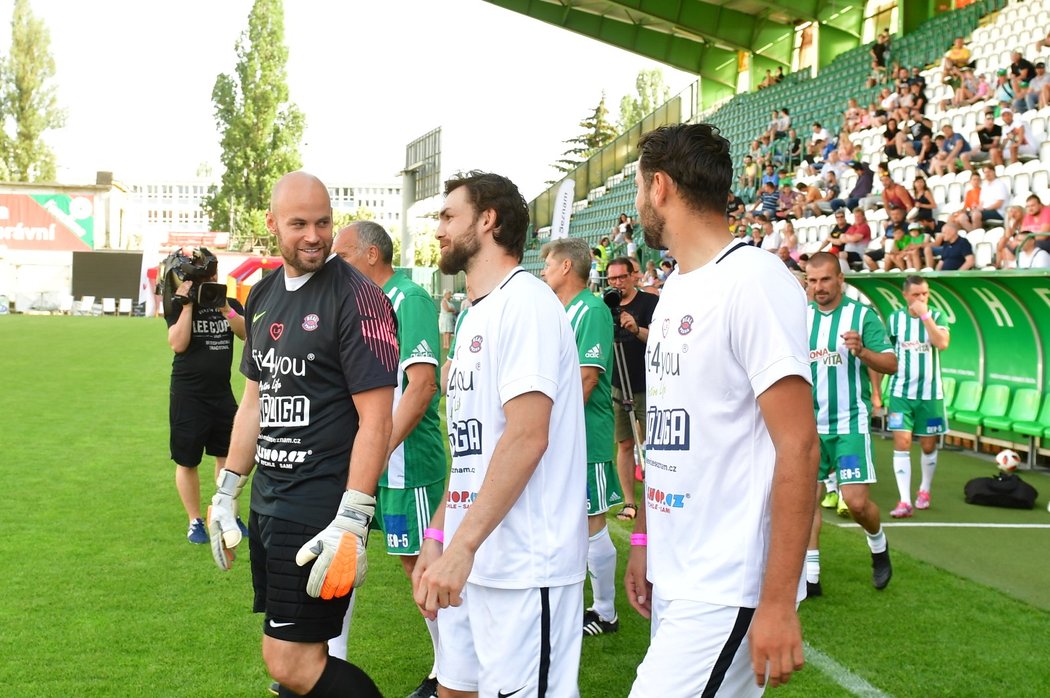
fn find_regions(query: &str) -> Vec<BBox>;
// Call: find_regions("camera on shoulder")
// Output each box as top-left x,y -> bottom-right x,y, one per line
158,246 -> 227,315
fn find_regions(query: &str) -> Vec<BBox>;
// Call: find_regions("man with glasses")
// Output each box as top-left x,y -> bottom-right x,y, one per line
605,257 -> 659,523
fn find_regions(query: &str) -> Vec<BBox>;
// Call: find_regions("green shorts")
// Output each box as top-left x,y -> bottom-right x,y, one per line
818,432 -> 877,485
374,480 -> 444,556
888,396 -> 947,436
587,460 -> 624,515
613,387 -> 646,443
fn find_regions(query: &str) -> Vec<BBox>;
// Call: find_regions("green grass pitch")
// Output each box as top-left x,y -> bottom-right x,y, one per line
1,316 -> 1048,696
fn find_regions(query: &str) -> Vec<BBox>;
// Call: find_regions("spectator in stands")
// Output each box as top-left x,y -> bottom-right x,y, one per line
1016,233 -> 1050,268
781,219 -> 799,256
774,66 -> 785,84
917,133 -> 939,174
910,176 -> 936,222
776,108 -> 792,139
764,109 -> 781,141
977,164 -> 1010,227
612,213 -> 633,242
865,204 -> 909,271
657,260 -> 673,281
758,69 -> 774,89
785,128 -> 803,169
829,160 -> 873,212
882,118 -> 902,160
818,209 -> 851,258
871,30 -> 891,70
844,99 -> 866,132
996,205 -> 1027,268
775,181 -> 800,220
1034,30 -> 1050,52
641,259 -> 659,288
933,222 -> 975,271
776,246 -> 801,271
760,163 -> 779,189
739,154 -> 759,192
623,228 -> 638,261
879,170 -> 914,212
837,129 -> 858,162
810,122 -> 830,155
807,174 -> 839,216
1021,194 -> 1050,254
1009,50 -> 1037,94
929,124 -> 970,176
951,170 -> 983,230
819,150 -> 847,185
759,217 -> 782,252
962,111 -> 1001,168
947,67 -> 980,109
996,108 -> 1040,164
878,86 -> 900,121
843,208 -> 873,270
994,69 -> 1016,109
1026,62 -> 1049,110
942,37 -> 972,76
900,115 -> 934,157
727,191 -> 746,218
908,66 -> 925,88
753,182 -> 779,219
748,139 -> 764,166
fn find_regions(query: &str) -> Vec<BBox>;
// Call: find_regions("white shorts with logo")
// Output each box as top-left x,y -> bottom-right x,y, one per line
629,593 -> 763,698
437,581 -> 584,697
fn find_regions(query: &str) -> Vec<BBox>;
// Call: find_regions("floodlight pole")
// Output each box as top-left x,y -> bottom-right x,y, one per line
400,163 -> 422,268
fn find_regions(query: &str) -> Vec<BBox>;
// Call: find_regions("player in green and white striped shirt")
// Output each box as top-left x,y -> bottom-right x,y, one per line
805,253 -> 898,595
541,238 -> 622,636
886,275 -> 951,518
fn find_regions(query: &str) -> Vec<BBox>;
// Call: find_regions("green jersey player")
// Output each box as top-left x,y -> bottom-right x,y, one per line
541,237 -> 622,637
805,252 -> 898,596
886,275 -> 951,518
334,221 -> 445,698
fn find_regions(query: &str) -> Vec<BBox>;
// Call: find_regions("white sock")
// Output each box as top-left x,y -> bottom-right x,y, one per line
919,450 -> 938,493
866,526 -> 887,554
587,526 -> 618,621
824,471 -> 838,494
328,591 -> 355,660
805,549 -> 821,583
893,450 -> 912,505
425,616 -> 439,678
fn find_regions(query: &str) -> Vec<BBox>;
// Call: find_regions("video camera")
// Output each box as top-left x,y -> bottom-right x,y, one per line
157,246 -> 227,316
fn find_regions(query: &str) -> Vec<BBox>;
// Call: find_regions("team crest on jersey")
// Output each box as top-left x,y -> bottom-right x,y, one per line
269,323 -> 284,341
301,314 -> 319,332
678,315 -> 694,335
469,335 -> 483,353
661,318 -> 670,338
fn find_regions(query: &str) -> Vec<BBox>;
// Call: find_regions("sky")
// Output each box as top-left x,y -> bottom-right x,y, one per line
0,0 -> 697,201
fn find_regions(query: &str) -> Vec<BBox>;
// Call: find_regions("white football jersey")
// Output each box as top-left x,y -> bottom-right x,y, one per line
445,267 -> 587,589
644,241 -> 810,607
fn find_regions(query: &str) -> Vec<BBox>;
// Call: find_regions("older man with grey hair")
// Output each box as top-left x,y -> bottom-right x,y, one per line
540,236 -> 622,637
333,220 -> 446,698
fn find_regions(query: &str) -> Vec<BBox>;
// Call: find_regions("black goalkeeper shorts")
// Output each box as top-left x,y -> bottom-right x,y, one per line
168,391 -> 237,467
250,512 -> 353,643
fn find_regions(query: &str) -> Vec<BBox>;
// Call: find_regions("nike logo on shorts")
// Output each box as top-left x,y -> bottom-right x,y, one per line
268,619 -> 295,628
497,688 -> 525,697
253,311 -> 267,323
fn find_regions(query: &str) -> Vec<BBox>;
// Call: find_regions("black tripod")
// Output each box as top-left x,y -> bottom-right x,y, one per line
612,336 -> 645,478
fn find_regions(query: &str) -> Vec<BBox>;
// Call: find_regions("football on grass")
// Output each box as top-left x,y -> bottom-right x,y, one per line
995,449 -> 1021,473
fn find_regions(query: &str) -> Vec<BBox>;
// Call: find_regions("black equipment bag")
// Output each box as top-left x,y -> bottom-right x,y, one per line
964,473 -> 1038,509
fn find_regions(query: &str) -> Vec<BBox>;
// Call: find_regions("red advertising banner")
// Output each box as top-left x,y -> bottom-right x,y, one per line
0,193 -> 95,251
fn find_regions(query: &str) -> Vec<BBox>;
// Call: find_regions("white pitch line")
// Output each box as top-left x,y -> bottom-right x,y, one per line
834,522 -> 1050,529
804,642 -> 893,698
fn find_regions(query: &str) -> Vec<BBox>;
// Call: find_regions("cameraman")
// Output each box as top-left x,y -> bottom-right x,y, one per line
605,257 -> 659,522
165,248 -> 247,544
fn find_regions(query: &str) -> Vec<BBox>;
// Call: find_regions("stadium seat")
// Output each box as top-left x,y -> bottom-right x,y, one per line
1012,393 -> 1050,438
118,298 -> 133,315
947,380 -> 982,421
74,295 -> 95,316
102,298 -> 116,315
983,388 -> 1041,432
953,384 -> 1009,427
942,377 -> 957,410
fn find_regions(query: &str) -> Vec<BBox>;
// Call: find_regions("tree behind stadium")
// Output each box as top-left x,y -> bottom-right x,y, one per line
0,0 -> 66,182
203,0 -> 303,253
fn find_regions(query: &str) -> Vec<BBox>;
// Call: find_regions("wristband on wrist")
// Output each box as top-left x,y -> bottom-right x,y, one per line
920,311 -> 933,321
226,308 -> 238,320
630,533 -> 648,547
423,527 -> 444,544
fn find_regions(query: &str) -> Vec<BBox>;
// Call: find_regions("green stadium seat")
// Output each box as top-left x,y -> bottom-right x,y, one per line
954,384 -> 1009,427
947,381 -> 982,421
982,388 -> 1040,432
1012,394 -> 1050,438
942,377 -> 957,408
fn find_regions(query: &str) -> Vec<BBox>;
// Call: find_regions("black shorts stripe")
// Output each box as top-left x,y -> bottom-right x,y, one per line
700,606 -> 755,697
538,587 -> 551,698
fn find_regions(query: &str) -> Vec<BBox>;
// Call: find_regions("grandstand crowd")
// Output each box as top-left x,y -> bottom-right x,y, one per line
722,7 -> 1050,273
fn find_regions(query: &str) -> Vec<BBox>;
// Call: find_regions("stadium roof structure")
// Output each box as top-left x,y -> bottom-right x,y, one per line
484,0 -> 908,107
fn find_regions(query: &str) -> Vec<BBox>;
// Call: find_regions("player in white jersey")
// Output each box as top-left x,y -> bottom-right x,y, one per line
886,275 -> 951,517
413,171 -> 588,698
625,123 -> 819,696
804,253 -> 898,597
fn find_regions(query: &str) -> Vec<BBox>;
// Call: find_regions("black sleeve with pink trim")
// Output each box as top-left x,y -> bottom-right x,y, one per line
338,267 -> 399,394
